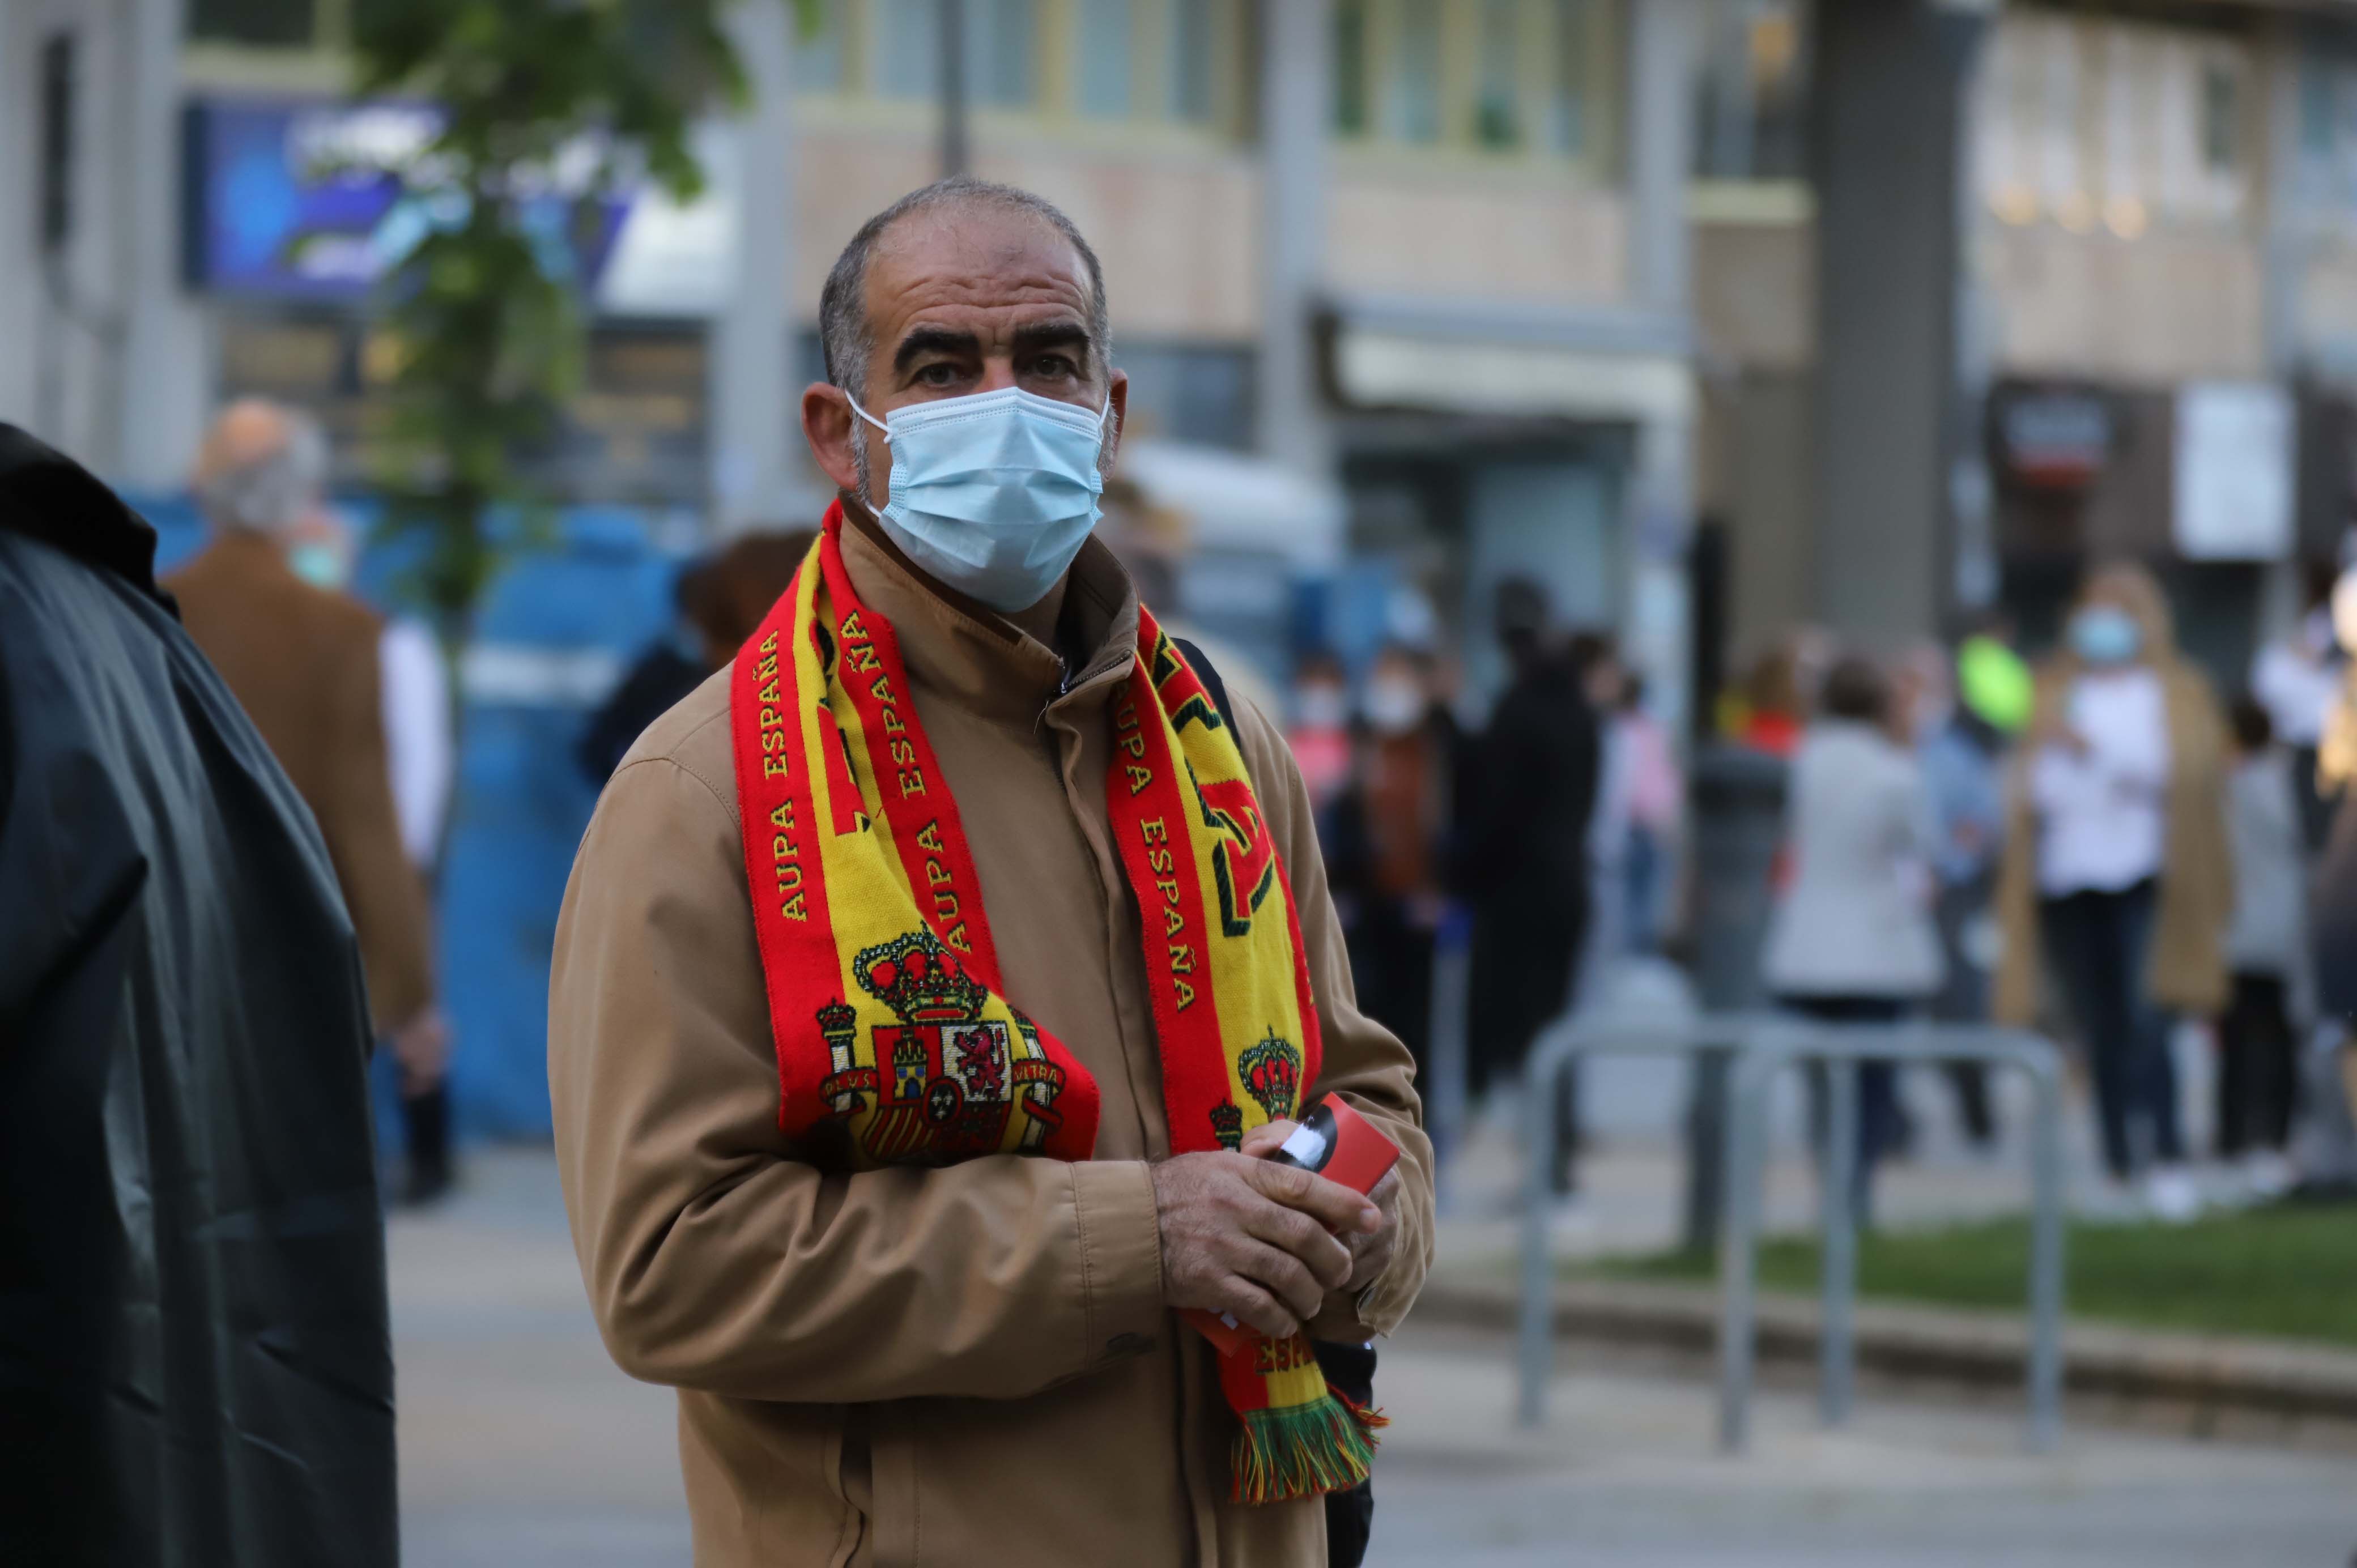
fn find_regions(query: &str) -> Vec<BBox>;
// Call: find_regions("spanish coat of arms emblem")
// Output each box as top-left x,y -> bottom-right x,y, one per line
814,928 -> 1068,1165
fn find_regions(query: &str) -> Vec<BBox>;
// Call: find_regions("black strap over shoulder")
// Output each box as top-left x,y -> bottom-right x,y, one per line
1171,634 -> 1237,734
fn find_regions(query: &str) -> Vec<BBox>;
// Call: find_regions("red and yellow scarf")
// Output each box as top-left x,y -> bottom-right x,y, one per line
729,505 -> 1379,1502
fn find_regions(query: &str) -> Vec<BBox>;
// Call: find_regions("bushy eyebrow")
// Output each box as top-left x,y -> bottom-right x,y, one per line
892,326 -> 981,376
1011,321 -> 1093,372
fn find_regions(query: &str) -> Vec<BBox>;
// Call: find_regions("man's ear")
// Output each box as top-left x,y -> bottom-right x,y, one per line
802,384 -> 861,493
1100,368 -> 1130,475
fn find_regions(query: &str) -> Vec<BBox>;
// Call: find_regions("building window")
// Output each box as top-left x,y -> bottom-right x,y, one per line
792,0 -> 848,94
1077,0 -> 1134,118
1168,0 -> 1215,123
1977,14 -> 2254,232
1333,0 -> 1611,169
969,0 -> 1037,108
1388,0 -> 1444,145
873,0 -> 939,99
2200,58 -> 2240,174
1548,0 -> 1592,156
807,1 -> 1239,137
1475,0 -> 1522,150
1692,0 -> 1807,181
189,0 -> 317,47
1334,0 -> 1372,136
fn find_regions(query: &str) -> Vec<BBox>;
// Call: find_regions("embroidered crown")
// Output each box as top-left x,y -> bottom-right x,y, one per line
854,928 -> 989,1023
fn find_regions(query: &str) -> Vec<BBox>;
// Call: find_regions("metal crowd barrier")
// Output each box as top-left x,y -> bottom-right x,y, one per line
1516,1013 -> 2069,1455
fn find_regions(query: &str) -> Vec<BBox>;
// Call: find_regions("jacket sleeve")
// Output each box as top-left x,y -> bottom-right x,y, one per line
320,621 -> 434,1032
547,748 -> 1166,1403
1233,694 -> 1435,1341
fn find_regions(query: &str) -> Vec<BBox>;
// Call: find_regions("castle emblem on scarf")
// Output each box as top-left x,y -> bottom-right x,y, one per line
814,928 -> 1067,1164
1237,1030 -> 1301,1123
1209,1098 -> 1245,1150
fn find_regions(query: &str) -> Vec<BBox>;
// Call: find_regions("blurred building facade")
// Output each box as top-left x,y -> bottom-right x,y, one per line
1701,0 -> 2357,687
0,0 -> 1716,727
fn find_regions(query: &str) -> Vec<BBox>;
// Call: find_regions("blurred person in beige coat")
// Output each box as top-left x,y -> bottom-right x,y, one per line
168,400 -> 441,1070
547,179 -> 1432,1568
1994,562 -> 2231,1214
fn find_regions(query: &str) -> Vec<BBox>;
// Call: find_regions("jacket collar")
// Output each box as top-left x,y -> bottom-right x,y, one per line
0,423 -> 171,608
835,496 -> 1141,729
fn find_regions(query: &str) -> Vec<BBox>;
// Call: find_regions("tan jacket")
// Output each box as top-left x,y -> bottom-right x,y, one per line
168,532 -> 435,1030
547,513 -> 1433,1568
1993,652 -> 2233,1025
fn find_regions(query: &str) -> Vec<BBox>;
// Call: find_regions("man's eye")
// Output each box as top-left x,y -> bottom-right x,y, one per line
1031,355 -> 1077,378
916,364 -> 961,387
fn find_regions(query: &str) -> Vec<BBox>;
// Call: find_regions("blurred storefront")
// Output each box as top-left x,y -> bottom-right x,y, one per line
1696,0 -> 2357,692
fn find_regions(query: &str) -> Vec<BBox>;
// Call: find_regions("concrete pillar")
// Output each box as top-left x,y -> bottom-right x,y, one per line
1623,0 -> 1698,738
1256,0 -> 1331,474
1625,0 -> 1695,316
709,1 -> 797,536
1810,0 -> 1989,645
112,0 -> 210,488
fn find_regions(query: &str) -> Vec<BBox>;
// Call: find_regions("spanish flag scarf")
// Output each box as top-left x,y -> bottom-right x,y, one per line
730,505 -> 1380,1503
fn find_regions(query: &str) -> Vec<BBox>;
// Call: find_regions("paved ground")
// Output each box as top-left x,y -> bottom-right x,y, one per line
392,1148 -> 2355,1567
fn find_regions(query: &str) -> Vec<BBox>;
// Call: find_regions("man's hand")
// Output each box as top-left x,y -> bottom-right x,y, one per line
1151,1151 -> 1379,1341
390,1007 -> 450,1096
1240,1119 -> 1402,1295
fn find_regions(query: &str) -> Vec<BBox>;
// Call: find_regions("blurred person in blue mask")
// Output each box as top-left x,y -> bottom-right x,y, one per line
1324,644 -> 1461,1086
282,496 -> 461,1200
169,400 -> 445,1182
1994,563 -> 2232,1221
1287,649 -> 1356,819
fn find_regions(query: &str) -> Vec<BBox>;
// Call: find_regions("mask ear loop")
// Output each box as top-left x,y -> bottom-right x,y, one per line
845,394 -> 891,437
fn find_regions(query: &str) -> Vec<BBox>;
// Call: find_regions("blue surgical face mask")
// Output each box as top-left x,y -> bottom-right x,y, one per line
2069,605 -> 2142,665
288,540 -> 350,591
849,386 -> 1109,612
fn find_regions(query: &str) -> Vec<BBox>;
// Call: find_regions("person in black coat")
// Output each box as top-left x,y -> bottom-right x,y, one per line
1459,578 -> 1601,1196
0,427 -> 396,1567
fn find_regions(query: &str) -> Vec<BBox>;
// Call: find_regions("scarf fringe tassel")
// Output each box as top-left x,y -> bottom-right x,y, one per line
1229,1385 -> 1387,1505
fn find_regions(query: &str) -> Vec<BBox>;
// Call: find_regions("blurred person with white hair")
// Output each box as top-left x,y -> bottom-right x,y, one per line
168,400 -> 446,1187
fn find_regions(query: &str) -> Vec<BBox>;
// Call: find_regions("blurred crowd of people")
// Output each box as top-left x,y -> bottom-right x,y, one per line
1288,578 -> 1682,1199
1746,559 -> 2357,1222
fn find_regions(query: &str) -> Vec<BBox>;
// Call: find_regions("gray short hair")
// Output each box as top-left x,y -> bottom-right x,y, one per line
196,410 -> 329,535
819,176 -> 1112,409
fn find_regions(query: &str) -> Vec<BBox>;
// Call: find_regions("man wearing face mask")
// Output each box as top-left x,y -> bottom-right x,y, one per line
169,400 -> 443,1088
1993,563 -> 2231,1220
547,178 -> 1432,1568
1324,645 -> 1459,1084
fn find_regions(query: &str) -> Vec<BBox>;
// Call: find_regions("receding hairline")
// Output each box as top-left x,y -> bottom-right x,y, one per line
819,178 -> 1109,398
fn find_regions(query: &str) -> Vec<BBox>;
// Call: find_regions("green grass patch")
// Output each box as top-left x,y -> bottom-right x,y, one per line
1581,1203 -> 2357,1348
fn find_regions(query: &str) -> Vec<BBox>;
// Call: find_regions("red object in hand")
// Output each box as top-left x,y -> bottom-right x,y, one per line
1186,1095 -> 1403,1358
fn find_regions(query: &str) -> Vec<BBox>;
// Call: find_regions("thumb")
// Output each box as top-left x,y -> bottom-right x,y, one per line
1239,1119 -> 1298,1160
